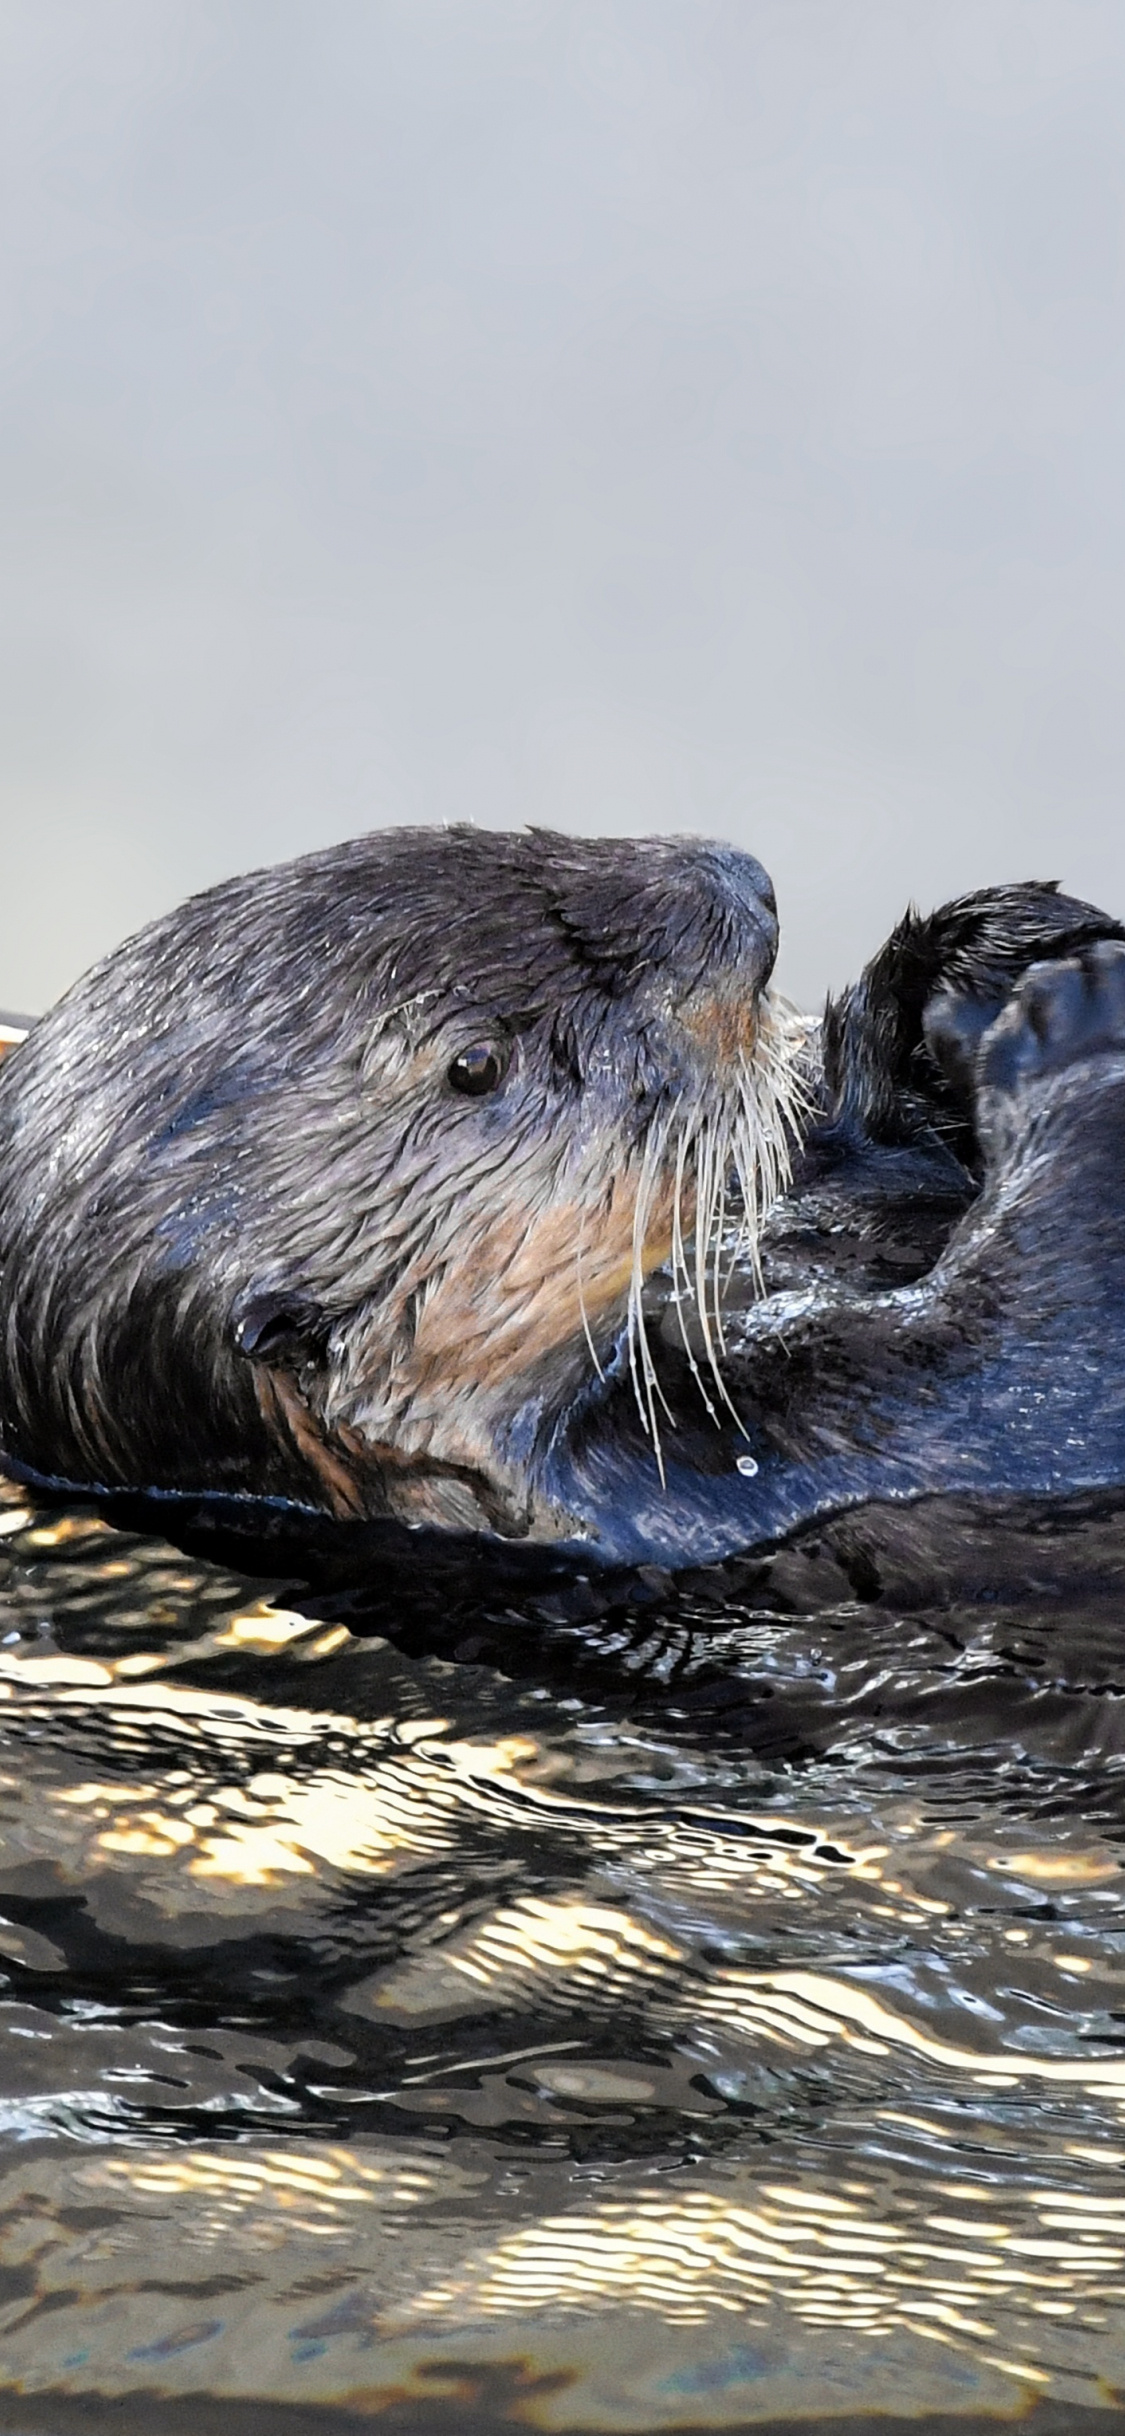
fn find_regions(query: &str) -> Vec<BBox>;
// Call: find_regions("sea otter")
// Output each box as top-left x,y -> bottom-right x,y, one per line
0,825 -> 1122,1572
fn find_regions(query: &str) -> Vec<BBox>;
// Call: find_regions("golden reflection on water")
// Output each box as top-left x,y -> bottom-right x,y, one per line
369,1893 -> 683,2020
687,1970 -> 1125,2101
89,2143 -> 443,2243
392,2170 -> 1125,2358
0,1613 -> 949,1928
18,1700 -> 542,1895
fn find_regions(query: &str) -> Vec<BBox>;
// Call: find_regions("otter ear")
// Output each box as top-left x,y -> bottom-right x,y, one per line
232,1290 -> 369,1521
233,1292 -> 327,1366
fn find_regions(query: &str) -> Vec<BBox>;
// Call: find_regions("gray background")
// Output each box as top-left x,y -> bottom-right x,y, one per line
2,0 -> 1124,1015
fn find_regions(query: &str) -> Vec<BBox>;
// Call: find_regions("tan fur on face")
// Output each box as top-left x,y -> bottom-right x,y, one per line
260,990 -> 808,1532
677,987 -> 760,1069
304,1153 -> 684,1527
403,1166 -> 680,1418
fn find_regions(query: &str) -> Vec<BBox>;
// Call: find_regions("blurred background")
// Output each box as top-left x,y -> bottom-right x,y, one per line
2,0 -> 1124,1013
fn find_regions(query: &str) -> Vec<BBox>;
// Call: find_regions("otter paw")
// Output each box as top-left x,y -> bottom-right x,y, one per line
969,940 -> 1125,1096
973,940 -> 1125,1096
924,941 -> 1125,1104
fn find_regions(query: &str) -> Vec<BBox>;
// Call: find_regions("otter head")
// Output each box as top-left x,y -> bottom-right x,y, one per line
0,827 -> 803,1539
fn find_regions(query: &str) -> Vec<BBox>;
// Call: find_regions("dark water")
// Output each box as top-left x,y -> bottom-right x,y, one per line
2,1478 -> 1125,2431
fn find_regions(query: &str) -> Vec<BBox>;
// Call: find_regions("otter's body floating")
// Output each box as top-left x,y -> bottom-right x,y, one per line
1,827 -> 1123,1571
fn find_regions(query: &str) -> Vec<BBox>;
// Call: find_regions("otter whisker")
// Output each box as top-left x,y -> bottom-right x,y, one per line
669,1116 -> 723,1428
657,992 -> 815,1453
692,1109 -> 720,1389
626,1115 -> 675,1481
711,1139 -> 729,1355
725,998 -> 815,1287
622,992 -> 816,1484
690,1102 -> 752,1435
575,1225 -> 606,1384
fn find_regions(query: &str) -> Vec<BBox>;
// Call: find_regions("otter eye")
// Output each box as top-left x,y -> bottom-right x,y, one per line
446,1042 -> 508,1097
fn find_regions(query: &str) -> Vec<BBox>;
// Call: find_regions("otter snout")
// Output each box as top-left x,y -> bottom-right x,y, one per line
689,844 -> 779,990
648,841 -> 780,1075
628,837 -> 779,1016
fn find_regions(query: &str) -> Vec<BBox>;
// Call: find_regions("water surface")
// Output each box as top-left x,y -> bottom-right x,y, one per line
1,1477 -> 1125,2431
